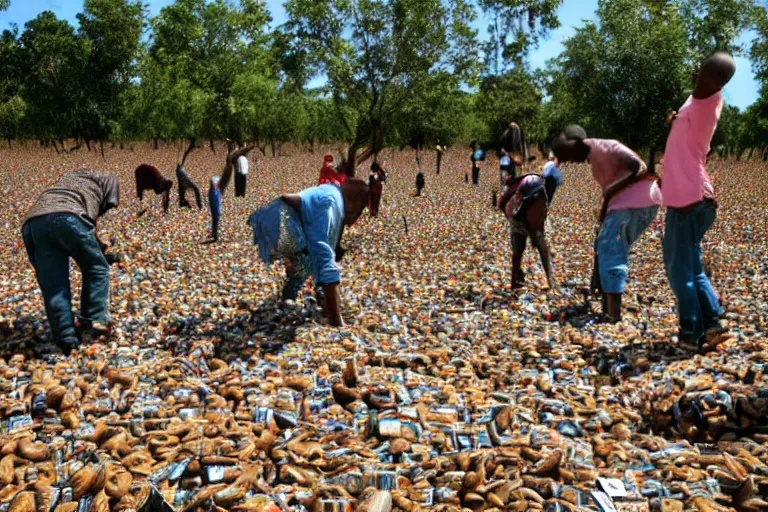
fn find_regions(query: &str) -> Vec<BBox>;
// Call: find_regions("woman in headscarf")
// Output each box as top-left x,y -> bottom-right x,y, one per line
21,170 -> 120,353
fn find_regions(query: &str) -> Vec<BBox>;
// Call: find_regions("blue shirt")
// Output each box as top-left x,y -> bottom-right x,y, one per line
298,184 -> 344,285
472,149 -> 485,162
208,186 -> 221,215
542,161 -> 563,185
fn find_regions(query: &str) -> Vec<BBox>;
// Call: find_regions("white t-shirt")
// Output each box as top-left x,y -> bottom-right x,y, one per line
237,155 -> 249,175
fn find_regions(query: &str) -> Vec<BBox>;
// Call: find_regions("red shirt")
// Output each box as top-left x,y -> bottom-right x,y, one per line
318,164 -> 347,187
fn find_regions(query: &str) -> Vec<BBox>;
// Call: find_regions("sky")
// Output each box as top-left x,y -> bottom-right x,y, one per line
0,0 -> 760,110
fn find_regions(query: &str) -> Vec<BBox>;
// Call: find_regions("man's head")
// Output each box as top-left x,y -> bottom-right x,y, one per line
210,176 -> 220,189
551,125 -> 590,163
693,52 -> 736,98
341,179 -> 369,226
696,52 -> 736,88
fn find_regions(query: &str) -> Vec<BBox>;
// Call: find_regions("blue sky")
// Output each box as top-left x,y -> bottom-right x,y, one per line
1,0 -> 760,109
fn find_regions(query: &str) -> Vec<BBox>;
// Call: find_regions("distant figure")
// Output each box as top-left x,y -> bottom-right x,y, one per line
436,144 -> 444,174
415,171 -> 425,196
135,164 -> 172,214
248,180 -> 369,326
499,149 -> 513,189
220,143 -> 255,195
499,174 -> 554,290
234,152 -> 250,197
500,122 -> 526,184
541,153 -> 563,204
319,154 -> 347,187
368,162 -> 387,217
470,141 -> 486,186
176,164 -> 203,210
208,176 -> 222,242
663,51 -> 736,352
21,170 -> 120,353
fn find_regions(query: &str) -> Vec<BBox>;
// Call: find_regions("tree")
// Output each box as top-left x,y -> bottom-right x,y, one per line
543,0 -> 690,164
0,1 -> 9,11
19,12 -> 88,147
680,0 -> 754,57
474,70 -> 542,148
76,0 -> 145,147
481,0 -> 562,73
283,0 -> 480,175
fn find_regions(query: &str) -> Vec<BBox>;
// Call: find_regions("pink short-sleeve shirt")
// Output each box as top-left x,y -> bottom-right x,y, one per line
585,139 -> 662,212
662,92 -> 723,208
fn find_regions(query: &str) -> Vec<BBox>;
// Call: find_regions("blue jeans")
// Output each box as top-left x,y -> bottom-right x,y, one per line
22,214 -> 111,344
663,201 -> 722,342
597,206 -> 659,294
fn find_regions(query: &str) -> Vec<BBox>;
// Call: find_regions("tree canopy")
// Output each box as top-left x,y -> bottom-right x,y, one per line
0,0 -> 767,162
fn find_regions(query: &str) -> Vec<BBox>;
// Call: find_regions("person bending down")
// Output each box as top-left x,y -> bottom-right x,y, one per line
552,125 -> 661,323
248,179 -> 369,326
21,170 -> 120,353
135,164 -> 172,214
499,174 -> 555,290
176,164 -> 203,209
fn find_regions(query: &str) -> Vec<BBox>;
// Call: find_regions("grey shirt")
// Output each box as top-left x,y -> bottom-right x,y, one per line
23,170 -> 120,227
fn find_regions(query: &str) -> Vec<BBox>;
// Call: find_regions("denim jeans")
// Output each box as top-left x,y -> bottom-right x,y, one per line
22,214 -> 111,344
663,201 -> 722,342
597,206 -> 659,294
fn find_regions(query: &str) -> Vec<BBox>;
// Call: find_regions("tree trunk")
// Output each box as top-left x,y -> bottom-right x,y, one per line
271,141 -> 276,157
6,138 -> 11,148
85,139 -> 92,152
120,142 -> 124,150
153,138 -> 159,150
181,138 -> 196,166
52,140 -> 60,154
210,139 -> 215,153
100,140 -> 106,161
747,147 -> 754,160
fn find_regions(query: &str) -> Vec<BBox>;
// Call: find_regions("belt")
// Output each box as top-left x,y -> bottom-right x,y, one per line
668,197 -> 717,213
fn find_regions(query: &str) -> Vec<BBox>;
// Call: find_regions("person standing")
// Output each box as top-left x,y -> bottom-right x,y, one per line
435,144 -> 444,174
135,164 -> 172,214
368,162 -> 387,216
552,125 -> 661,324
176,164 -> 203,210
21,170 -> 120,353
234,151 -> 251,198
662,52 -> 736,352
220,143 -> 255,195
248,180 -> 369,326
208,176 -> 222,242
470,141 -> 485,186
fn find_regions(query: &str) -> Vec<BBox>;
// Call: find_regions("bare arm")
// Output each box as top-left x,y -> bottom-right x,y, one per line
323,283 -> 343,327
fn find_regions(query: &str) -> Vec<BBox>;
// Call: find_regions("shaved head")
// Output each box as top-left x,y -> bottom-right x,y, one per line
701,52 -> 736,86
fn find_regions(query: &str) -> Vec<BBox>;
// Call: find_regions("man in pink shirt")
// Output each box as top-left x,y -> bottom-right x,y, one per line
552,125 -> 661,323
662,52 -> 736,352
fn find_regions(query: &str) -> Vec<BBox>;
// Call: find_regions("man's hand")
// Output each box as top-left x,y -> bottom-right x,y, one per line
666,110 -> 677,127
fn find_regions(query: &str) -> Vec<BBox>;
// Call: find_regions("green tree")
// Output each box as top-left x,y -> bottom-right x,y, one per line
481,0 -> 562,73
19,12 -> 88,149
543,0 -> 689,164
680,0 -> 754,56
76,0 -> 145,150
283,0 -> 480,174
474,70 -> 542,147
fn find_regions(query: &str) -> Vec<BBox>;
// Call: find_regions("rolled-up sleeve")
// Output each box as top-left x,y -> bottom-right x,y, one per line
303,196 -> 341,285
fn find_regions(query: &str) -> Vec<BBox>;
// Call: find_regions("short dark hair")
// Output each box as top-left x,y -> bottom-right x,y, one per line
563,124 -> 587,141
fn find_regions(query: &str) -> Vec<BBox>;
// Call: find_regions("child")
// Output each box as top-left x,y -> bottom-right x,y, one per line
663,52 -> 736,352
368,162 -> 387,216
499,174 -> 554,290
541,153 -> 563,204
552,125 -> 661,324
470,141 -> 485,185
208,177 -> 221,242
319,154 -> 347,187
